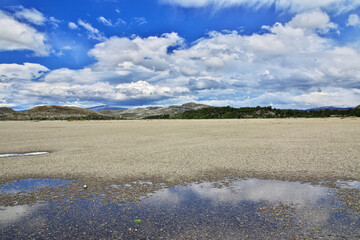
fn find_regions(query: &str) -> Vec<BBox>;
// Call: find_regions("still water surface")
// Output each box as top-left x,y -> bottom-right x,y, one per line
0,178 -> 359,239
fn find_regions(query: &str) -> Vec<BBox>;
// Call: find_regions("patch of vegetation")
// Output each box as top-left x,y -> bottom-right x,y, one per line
167,106 -> 360,119
144,114 -> 171,119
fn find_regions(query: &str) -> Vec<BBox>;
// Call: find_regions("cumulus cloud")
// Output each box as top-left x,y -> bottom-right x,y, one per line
2,10 -> 360,109
293,89 -> 360,108
0,63 -> 187,108
89,32 -> 184,71
78,19 -> 106,41
84,10 -> 359,108
44,67 -> 108,84
347,14 -> 360,27
0,11 -> 49,55
288,9 -> 337,34
114,81 -> 186,101
159,0 -> 360,14
0,63 -> 49,108
0,63 -> 49,82
13,6 -> 46,25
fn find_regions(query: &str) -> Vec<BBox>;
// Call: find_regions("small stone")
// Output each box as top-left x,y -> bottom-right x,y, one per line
83,185 -> 87,189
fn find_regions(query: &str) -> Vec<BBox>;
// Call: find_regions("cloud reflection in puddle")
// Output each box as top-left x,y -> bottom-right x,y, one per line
0,203 -> 44,226
146,179 -> 329,207
0,178 -> 72,194
0,152 -> 49,158
0,178 -> 359,239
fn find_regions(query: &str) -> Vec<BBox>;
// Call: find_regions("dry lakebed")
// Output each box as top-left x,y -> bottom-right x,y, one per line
1,119 -> 359,239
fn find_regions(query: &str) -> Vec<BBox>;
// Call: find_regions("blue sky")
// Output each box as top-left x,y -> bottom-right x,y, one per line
0,0 -> 360,110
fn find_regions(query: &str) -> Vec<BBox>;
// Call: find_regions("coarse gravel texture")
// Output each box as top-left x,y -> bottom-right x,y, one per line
0,118 -> 359,187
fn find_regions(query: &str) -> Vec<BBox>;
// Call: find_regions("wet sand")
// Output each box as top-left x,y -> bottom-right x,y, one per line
1,119 -> 359,184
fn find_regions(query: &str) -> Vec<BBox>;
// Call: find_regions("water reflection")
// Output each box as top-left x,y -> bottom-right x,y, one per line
0,178 -> 359,239
0,202 -> 44,226
0,178 -> 72,194
146,179 -> 328,207
336,180 -> 360,189
0,152 -> 49,158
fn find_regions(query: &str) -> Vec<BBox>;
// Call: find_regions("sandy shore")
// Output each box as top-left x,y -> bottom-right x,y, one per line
0,119 -> 359,184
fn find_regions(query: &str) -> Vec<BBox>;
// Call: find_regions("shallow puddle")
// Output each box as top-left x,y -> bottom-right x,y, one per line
0,178 -> 72,195
0,178 -> 359,239
0,152 -> 49,158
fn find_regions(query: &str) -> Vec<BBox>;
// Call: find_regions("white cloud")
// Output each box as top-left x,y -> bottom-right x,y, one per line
188,78 -> 222,90
0,63 -> 49,108
288,9 -> 337,34
68,22 -> 78,29
0,63 -> 49,81
49,16 -> 61,28
347,14 -> 360,27
89,32 -> 184,71
0,11 -> 49,56
0,62 -> 187,108
61,46 -> 73,50
98,16 -> 112,26
13,6 -> 46,25
159,0 -> 360,14
44,67 -> 115,84
114,80 -> 186,100
78,19 -> 106,41
293,89 -> 360,108
84,10 -> 359,108
116,18 -> 126,25
192,88 -> 360,109
2,10 -> 360,109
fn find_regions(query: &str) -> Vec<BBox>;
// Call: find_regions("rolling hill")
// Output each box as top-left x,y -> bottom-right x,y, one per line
1,103 -> 359,120
0,107 -> 18,118
8,106 -> 111,120
100,102 -> 211,119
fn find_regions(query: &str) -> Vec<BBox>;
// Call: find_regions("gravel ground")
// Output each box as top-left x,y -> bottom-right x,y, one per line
0,118 -> 359,185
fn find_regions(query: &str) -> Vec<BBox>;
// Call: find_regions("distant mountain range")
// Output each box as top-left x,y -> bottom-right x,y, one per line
98,102 -> 211,119
305,106 -> 354,111
1,103 -> 359,120
87,105 -> 127,112
0,102 -> 210,120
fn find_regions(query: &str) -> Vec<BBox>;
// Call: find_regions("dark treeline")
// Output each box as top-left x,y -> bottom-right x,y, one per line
146,106 -> 360,119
